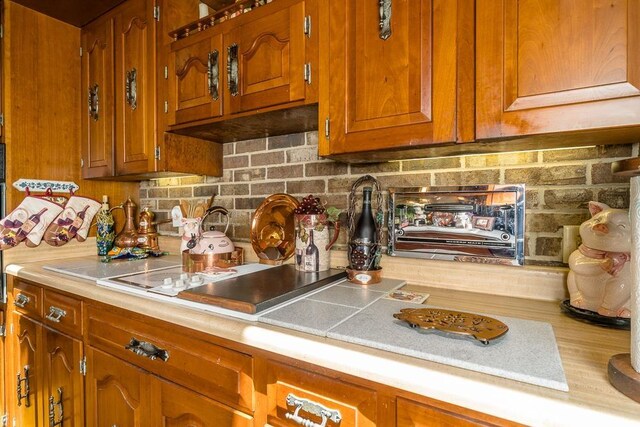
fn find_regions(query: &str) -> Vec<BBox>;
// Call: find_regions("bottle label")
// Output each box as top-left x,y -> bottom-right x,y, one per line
304,254 -> 316,271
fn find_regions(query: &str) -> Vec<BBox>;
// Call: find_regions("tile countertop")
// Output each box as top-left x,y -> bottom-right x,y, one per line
3,238 -> 639,426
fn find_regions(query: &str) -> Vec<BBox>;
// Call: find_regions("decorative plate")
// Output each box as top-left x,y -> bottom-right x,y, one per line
250,194 -> 299,264
393,308 -> 509,345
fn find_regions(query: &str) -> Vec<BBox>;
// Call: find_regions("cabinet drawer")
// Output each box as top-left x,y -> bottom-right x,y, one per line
397,396 -> 519,427
87,304 -> 254,412
12,280 -> 43,320
265,360 -> 377,427
43,289 -> 83,338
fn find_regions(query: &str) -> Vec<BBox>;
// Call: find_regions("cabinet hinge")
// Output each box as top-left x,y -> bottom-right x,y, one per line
324,117 -> 330,140
0,415 -> 6,427
164,101 -> 168,113
0,114 -> 4,127
80,158 -> 84,168
164,66 -> 168,79
0,24 -> 4,39
0,325 -> 5,337
80,46 -> 83,57
153,5 -> 160,21
304,63 -> 312,85
79,356 -> 86,376
155,146 -> 161,160
9,323 -> 13,335
303,15 -> 311,38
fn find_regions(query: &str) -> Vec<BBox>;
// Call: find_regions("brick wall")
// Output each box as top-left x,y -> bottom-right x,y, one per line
140,132 -> 637,266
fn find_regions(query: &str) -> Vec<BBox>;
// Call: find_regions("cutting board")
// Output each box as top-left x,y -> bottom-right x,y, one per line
178,265 -> 346,314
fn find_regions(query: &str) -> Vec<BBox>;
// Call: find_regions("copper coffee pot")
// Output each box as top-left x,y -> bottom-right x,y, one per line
113,198 -> 138,248
137,207 -> 171,251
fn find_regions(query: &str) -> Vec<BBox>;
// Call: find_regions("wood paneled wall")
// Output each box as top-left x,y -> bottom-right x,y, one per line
3,2 -> 137,222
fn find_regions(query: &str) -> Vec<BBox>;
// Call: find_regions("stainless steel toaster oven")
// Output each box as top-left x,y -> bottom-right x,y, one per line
388,185 -> 525,266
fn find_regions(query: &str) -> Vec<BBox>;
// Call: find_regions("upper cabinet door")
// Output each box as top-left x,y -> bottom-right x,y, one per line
477,0 -> 640,139
81,15 -> 115,179
225,0 -> 306,114
114,0 -> 156,176
169,30 -> 223,126
319,0 -> 458,157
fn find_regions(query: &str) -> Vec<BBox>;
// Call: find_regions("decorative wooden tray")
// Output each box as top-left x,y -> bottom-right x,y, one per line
393,308 -> 509,345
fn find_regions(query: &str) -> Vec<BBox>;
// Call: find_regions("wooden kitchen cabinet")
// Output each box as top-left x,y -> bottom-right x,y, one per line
168,29 -> 224,126
80,0 -> 223,180
7,279 -> 85,427
85,347 -> 151,427
81,14 -> 116,179
476,0 -> 640,140
318,0 -> 461,159
224,0 -> 307,115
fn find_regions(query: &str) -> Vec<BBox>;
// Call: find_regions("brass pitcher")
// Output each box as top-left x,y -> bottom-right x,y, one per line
113,198 -> 138,248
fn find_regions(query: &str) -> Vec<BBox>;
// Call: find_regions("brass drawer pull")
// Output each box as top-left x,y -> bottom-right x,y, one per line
125,337 -> 169,362
48,387 -> 63,427
227,43 -> 239,97
285,393 -> 342,427
14,293 -> 30,308
45,306 -> 67,323
125,68 -> 138,110
88,83 -> 99,121
17,366 -> 30,407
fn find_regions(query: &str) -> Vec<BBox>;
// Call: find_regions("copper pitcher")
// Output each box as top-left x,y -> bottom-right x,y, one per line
112,198 -> 138,248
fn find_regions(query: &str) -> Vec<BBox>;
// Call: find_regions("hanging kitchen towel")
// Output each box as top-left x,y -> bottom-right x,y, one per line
0,195 -> 64,250
44,195 -> 101,246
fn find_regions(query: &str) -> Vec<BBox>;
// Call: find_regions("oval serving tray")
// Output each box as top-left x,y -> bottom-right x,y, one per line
393,308 -> 509,345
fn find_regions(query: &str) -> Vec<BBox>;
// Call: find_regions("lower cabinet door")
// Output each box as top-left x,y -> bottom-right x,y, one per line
85,347 -> 152,427
43,327 -> 84,427
12,314 -> 42,427
158,378 -> 254,427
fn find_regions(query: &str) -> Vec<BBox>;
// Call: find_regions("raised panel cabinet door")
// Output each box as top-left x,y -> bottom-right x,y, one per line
114,0 -> 157,176
476,0 -> 640,139
81,15 -> 115,179
225,0 -> 306,114
157,378 -> 254,427
11,314 -> 42,427
169,29 -> 223,126
85,347 -> 152,427
319,0 -> 458,157
43,327 -> 84,427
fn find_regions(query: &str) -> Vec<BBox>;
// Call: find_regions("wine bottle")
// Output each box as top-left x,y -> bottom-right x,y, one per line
96,195 -> 115,256
304,229 -> 319,271
350,187 -> 377,270
15,208 -> 48,241
65,205 -> 91,239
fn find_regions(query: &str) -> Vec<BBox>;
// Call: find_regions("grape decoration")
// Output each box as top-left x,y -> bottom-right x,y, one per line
293,194 -> 325,215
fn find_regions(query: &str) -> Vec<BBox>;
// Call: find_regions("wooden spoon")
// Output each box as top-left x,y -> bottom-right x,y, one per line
180,200 -> 191,218
192,203 -> 206,219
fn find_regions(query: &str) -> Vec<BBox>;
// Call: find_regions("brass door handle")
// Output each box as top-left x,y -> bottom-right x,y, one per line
17,366 -> 30,407
285,393 -> 342,427
379,0 -> 392,40
125,68 -> 138,110
208,50 -> 219,101
125,337 -> 169,362
227,43 -> 239,97
48,387 -> 63,427
88,84 -> 99,121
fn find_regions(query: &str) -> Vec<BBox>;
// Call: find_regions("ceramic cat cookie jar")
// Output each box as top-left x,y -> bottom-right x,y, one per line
567,201 -> 631,318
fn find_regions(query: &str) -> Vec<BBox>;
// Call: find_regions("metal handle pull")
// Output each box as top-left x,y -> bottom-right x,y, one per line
45,306 -> 67,323
227,44 -> 239,97
208,50 -> 219,100
48,387 -> 63,427
379,0 -> 392,40
17,366 -> 30,407
88,84 -> 99,121
125,68 -> 138,110
285,393 -> 342,427
14,293 -> 30,309
125,337 -> 169,362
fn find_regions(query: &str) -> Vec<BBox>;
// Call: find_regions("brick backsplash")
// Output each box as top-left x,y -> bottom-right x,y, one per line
140,132 -> 637,266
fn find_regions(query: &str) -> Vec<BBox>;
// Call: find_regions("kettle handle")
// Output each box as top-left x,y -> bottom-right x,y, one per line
108,203 -> 125,235
201,206 -> 230,234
